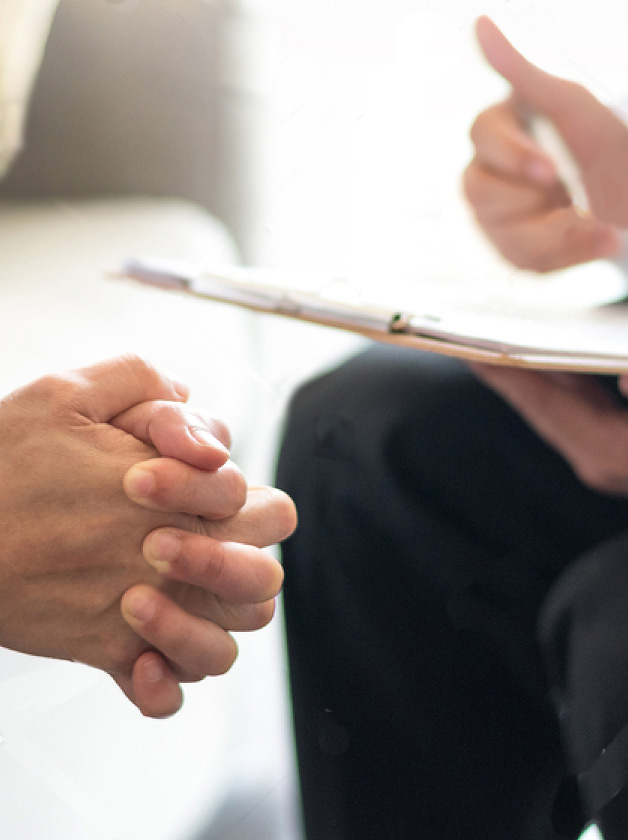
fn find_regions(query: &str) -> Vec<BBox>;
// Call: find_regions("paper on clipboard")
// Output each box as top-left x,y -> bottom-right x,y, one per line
119,256 -> 628,374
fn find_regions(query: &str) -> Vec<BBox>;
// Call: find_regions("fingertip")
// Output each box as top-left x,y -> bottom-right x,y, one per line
219,633 -> 239,675
133,653 -> 184,719
167,377 -> 190,402
269,562 -> 285,601
245,597 -> 278,631
207,417 -> 232,452
271,488 -> 298,540
475,15 -> 502,59
239,544 -> 285,601
474,15 -> 536,98
238,486 -> 298,547
188,426 -> 230,466
475,15 -> 493,39
618,375 -> 628,398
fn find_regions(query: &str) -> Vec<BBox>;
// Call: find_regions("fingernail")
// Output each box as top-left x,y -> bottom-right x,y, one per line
125,592 -> 155,623
145,531 -> 180,572
190,426 -> 229,454
125,466 -> 155,499
526,158 -> 556,183
143,658 -> 165,683
165,372 -> 190,401
172,381 -> 190,401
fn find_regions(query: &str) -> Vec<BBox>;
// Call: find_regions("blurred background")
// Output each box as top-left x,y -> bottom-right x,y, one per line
0,0 -> 625,837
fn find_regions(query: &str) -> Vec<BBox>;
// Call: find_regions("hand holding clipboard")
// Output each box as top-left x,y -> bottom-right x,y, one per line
121,19 -> 628,374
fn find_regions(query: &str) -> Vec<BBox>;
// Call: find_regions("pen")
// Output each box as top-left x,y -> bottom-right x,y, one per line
528,114 -> 628,272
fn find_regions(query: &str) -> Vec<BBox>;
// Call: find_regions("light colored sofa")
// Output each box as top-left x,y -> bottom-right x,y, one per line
0,0 -> 269,259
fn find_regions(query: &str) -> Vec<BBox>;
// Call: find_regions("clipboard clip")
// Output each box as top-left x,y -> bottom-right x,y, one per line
389,312 -> 414,333
390,311 -> 441,333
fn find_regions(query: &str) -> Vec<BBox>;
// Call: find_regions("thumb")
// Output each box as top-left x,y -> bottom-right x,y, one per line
112,401 -> 231,471
476,16 -> 628,226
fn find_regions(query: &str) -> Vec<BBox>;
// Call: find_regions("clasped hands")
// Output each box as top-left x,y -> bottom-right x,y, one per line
0,355 -> 296,719
464,17 -> 628,495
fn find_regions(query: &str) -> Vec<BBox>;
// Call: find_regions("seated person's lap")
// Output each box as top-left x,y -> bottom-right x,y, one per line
277,344 -> 628,840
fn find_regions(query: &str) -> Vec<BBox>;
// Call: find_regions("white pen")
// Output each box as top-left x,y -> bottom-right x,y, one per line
528,113 -> 628,273
528,115 -> 590,214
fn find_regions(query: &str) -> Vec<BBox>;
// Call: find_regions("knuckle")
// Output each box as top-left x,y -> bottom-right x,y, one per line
469,111 -> 488,147
207,416 -> 232,450
178,461 -> 197,503
101,635 -> 139,675
199,539 -> 228,585
469,103 -> 503,148
118,353 -> 154,380
148,462 -> 204,511
496,236 -> 548,273
230,465 -> 248,506
560,79 -> 586,103
186,513 -> 208,536
165,623 -> 195,662
116,354 -> 173,402
187,627 -> 237,676
28,372 -> 78,412
462,164 -> 482,206
27,374 -> 58,403
151,401 -> 181,426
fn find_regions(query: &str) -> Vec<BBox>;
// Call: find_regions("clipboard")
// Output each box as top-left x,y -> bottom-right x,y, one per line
119,256 -> 628,374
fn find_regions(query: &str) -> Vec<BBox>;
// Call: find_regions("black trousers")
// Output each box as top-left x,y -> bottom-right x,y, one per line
276,344 -> 628,840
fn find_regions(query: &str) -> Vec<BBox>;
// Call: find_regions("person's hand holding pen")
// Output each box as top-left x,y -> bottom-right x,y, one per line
0,356 -> 296,719
463,15 -> 628,273
464,18 -> 628,495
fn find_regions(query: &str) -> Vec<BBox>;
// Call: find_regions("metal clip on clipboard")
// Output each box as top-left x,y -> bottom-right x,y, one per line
118,256 -> 628,373
121,257 -> 397,335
